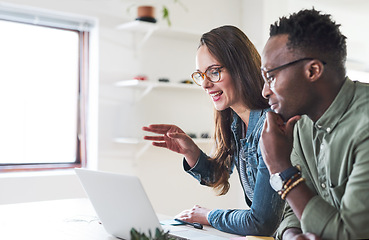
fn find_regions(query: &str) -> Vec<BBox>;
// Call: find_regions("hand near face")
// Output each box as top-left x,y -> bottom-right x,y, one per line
260,112 -> 301,174
284,230 -> 321,240
142,124 -> 201,167
174,205 -> 211,225
289,233 -> 321,240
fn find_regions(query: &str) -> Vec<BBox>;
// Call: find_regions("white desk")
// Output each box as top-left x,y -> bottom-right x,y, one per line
0,198 -> 243,240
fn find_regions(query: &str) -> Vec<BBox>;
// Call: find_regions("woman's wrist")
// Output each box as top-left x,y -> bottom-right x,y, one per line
184,146 -> 201,168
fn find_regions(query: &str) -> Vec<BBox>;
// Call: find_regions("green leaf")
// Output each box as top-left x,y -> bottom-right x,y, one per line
162,6 -> 171,26
130,227 -> 175,240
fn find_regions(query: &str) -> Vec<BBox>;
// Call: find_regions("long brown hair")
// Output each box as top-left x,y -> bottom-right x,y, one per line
199,25 -> 268,195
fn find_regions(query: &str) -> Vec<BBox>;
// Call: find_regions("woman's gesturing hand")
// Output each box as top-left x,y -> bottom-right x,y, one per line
142,124 -> 201,167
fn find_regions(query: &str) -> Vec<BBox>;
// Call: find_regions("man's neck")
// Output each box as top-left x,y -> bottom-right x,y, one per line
308,77 -> 346,122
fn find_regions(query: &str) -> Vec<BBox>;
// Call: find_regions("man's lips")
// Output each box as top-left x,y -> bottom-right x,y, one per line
269,102 -> 277,110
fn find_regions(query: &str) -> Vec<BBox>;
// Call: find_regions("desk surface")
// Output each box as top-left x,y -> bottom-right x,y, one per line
0,198 -> 242,240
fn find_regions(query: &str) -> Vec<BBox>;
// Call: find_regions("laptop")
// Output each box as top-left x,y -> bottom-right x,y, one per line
75,168 -> 229,240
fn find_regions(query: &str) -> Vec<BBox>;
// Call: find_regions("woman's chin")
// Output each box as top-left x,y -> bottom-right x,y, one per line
213,104 -> 226,111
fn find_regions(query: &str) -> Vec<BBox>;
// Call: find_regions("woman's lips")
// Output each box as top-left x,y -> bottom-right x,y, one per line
209,91 -> 223,101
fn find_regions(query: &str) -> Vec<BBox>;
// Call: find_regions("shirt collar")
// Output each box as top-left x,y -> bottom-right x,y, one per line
314,77 -> 355,133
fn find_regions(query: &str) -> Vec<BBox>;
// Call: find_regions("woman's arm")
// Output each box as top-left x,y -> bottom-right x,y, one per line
208,152 -> 285,236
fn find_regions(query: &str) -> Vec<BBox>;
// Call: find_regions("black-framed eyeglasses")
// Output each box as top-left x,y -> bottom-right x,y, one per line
191,65 -> 224,86
261,58 -> 326,89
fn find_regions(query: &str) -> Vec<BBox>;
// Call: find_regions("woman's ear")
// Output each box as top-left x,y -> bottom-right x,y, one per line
304,60 -> 324,82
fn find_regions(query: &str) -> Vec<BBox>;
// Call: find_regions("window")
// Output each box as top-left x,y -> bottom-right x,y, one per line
347,69 -> 369,84
0,4 -> 95,171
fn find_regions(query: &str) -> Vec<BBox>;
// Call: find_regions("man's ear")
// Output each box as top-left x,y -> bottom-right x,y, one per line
304,60 -> 324,82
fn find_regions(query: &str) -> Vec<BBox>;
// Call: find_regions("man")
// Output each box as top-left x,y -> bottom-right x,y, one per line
259,9 -> 369,240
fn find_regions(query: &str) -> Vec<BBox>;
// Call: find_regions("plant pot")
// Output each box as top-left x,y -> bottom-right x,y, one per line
136,6 -> 156,23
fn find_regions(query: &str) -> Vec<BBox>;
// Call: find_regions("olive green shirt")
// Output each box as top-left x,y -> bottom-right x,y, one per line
277,78 -> 369,239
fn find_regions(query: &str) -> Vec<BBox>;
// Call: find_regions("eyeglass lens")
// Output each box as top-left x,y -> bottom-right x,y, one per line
192,67 -> 222,85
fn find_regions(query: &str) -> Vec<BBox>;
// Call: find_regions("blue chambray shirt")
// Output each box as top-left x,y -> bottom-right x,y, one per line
184,109 -> 285,236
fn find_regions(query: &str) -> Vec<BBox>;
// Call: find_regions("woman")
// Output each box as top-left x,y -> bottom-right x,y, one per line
142,25 -> 284,236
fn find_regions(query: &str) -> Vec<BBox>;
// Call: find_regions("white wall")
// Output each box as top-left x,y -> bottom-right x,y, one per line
243,0 -> 369,73
1,0 -> 368,217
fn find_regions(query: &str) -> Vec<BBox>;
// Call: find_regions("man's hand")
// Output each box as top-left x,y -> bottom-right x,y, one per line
283,228 -> 321,240
260,112 -> 301,174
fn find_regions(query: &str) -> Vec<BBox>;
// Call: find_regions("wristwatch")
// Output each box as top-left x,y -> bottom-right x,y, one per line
269,166 -> 300,192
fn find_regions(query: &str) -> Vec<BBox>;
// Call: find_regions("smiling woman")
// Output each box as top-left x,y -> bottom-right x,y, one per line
0,3 -> 95,171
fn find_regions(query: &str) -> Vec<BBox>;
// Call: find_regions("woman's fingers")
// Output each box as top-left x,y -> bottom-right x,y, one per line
152,142 -> 168,148
143,136 -> 164,141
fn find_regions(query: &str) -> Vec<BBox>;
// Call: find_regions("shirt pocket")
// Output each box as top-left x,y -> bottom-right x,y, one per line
328,177 -> 348,209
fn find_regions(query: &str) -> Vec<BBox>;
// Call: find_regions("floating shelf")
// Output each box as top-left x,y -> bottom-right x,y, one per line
117,20 -> 201,49
117,20 -> 159,33
114,137 -> 213,145
115,79 -> 199,89
114,137 -> 213,159
115,80 -> 201,100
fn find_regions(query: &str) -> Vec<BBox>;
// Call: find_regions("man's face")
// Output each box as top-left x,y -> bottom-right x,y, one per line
261,34 -> 311,121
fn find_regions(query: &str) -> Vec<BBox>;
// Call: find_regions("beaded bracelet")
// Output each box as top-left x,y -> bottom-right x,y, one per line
281,177 -> 305,200
277,172 -> 301,196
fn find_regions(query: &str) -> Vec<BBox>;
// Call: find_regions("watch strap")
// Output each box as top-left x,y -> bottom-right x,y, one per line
279,166 -> 300,181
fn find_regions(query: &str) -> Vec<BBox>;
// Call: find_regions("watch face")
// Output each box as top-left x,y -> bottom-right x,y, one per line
270,173 -> 283,191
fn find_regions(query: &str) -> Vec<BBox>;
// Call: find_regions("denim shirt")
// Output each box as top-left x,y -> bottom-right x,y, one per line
183,109 -> 285,236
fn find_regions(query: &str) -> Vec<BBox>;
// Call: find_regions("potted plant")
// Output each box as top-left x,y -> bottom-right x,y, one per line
127,0 -> 187,26
130,227 -> 175,240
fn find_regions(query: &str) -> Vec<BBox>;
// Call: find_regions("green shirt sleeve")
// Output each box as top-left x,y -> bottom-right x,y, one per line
301,131 -> 369,239
276,203 -> 300,240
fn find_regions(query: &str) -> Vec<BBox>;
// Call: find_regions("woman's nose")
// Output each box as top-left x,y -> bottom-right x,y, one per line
201,77 -> 213,89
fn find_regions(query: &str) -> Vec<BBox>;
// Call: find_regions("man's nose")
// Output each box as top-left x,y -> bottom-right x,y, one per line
262,82 -> 272,99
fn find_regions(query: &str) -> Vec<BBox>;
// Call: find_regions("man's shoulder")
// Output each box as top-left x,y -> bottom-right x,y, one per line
351,80 -> 369,105
345,80 -> 369,125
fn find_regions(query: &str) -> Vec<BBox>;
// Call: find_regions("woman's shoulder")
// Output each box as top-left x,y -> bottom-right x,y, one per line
252,108 -> 271,122
250,108 -> 271,135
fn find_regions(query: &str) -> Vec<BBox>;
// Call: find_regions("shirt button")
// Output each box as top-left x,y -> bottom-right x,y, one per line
320,144 -> 324,149
321,183 -> 326,189
326,127 -> 331,133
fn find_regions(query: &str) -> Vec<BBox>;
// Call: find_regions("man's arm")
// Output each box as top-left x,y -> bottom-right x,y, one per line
260,112 -> 314,219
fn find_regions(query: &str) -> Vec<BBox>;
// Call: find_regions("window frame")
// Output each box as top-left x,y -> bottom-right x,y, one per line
0,4 -> 95,172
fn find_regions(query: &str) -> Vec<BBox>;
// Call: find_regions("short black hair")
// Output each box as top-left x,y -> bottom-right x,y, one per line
270,8 -> 347,76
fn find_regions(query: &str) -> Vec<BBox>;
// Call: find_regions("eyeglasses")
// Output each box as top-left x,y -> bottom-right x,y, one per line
191,65 -> 224,86
261,58 -> 326,89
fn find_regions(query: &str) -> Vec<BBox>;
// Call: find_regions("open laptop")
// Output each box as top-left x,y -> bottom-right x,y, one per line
75,168 -> 230,240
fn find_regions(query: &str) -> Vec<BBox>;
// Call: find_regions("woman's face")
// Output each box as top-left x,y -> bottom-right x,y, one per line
196,45 -> 241,112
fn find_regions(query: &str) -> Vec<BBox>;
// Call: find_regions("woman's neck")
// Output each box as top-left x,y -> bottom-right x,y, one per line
233,106 -> 250,129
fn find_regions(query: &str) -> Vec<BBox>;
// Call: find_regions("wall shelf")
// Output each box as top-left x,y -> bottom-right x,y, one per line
114,137 -> 213,159
117,21 -> 201,49
114,137 -> 212,144
115,79 -> 199,89
115,79 -> 201,100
